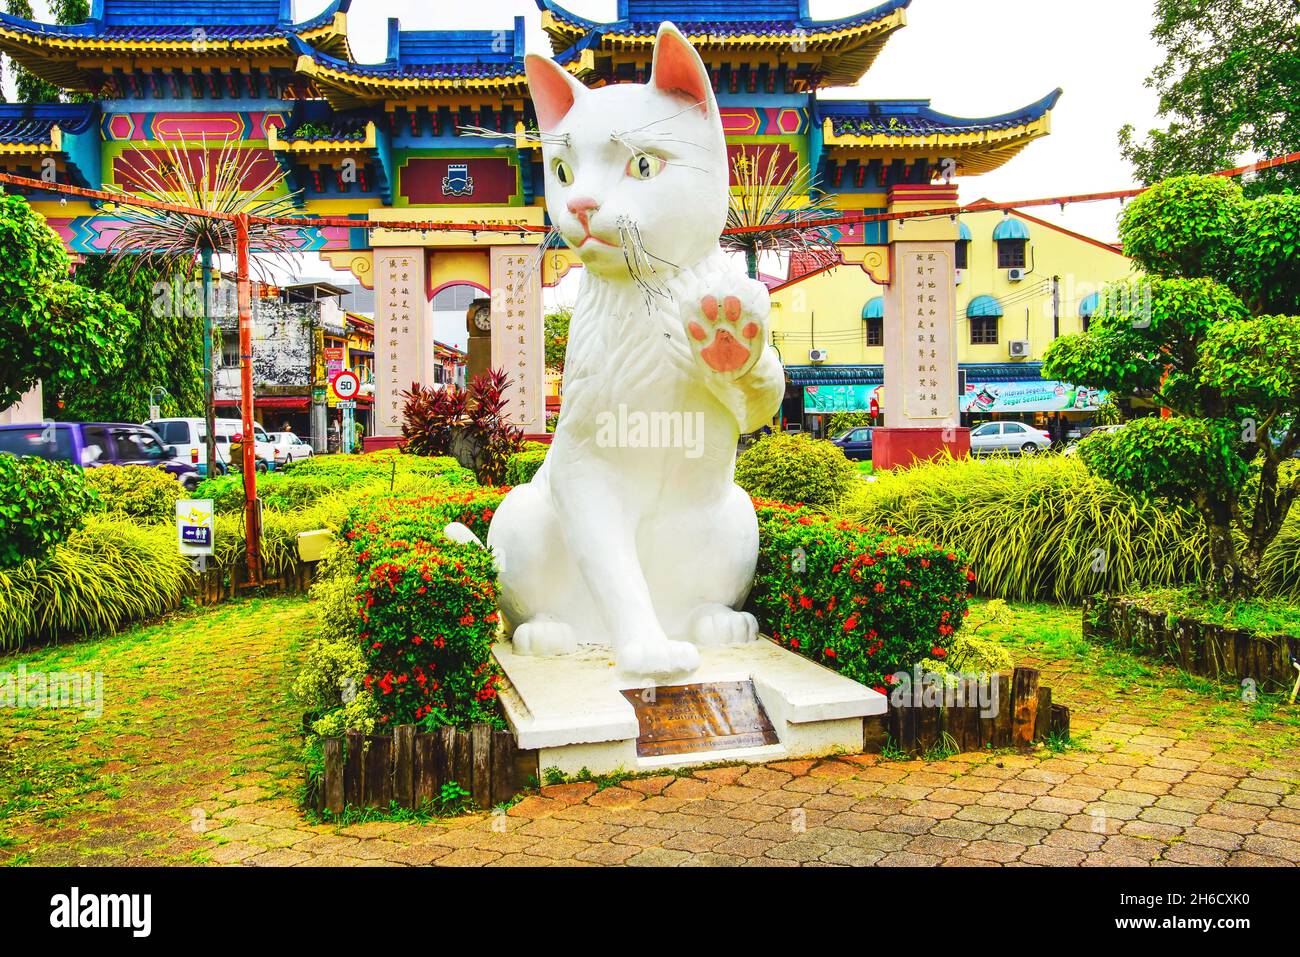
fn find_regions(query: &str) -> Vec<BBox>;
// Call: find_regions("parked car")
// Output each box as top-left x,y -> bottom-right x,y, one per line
968,420 -> 1052,456
1063,422 -> 1124,456
146,417 -> 275,475
266,431 -> 314,465
830,426 -> 873,461
0,422 -> 199,489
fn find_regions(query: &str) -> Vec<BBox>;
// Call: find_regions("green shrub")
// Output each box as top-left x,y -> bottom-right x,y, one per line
302,487 -> 509,733
195,452 -> 476,515
749,500 -> 972,693
0,454 -> 95,569
841,453 -> 1208,603
84,464 -> 183,524
505,448 -> 547,486
734,433 -> 857,509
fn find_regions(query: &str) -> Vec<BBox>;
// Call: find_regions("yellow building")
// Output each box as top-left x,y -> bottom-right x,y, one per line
769,205 -> 1134,433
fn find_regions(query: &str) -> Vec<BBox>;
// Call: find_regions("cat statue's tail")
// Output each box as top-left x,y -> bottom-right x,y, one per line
444,522 -> 483,548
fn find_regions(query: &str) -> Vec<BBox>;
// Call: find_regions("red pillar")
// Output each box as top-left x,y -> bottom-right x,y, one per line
236,214 -> 262,584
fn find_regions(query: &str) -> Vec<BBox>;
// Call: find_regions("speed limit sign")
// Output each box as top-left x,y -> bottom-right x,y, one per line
331,370 -> 360,401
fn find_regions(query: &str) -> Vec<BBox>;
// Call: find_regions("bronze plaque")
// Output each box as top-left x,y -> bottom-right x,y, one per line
622,680 -> 779,757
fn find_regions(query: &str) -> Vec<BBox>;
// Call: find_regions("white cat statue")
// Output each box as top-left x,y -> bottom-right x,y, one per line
481,22 -> 785,677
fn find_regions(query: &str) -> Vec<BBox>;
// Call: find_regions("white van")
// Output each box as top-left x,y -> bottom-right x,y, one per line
147,418 -> 277,475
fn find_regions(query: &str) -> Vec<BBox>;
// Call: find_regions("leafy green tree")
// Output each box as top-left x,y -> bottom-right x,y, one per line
0,190 -> 133,411
3,0 -> 90,102
1118,0 -> 1300,196
544,305 -> 571,373
1044,175 -> 1300,596
50,255 -> 204,422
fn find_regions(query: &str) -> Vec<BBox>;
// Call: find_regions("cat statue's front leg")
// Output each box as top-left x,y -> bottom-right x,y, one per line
681,270 -> 787,435
675,267 -> 786,649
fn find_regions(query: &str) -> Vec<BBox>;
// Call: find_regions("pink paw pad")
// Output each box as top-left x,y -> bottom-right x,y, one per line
688,321 -> 708,341
701,295 -> 719,322
700,329 -> 750,372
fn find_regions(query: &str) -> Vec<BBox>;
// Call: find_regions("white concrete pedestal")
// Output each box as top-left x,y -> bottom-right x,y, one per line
494,638 -> 887,775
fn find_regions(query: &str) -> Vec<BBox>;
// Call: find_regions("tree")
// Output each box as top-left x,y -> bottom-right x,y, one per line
544,305 -> 571,373
3,0 -> 89,104
48,255 -> 204,422
0,190 -> 133,411
1043,175 -> 1300,597
1118,0 -> 1300,196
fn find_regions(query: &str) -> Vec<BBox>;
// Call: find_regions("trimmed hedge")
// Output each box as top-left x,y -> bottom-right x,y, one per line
735,433 -> 857,509
504,447 -> 547,486
84,463 -> 183,524
750,500 -> 972,693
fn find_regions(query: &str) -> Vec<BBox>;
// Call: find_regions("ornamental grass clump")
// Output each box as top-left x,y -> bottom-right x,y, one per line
842,453 -> 1207,603
749,500 -> 973,694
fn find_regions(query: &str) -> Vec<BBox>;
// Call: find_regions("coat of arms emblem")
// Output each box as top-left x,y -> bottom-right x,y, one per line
441,163 -> 474,197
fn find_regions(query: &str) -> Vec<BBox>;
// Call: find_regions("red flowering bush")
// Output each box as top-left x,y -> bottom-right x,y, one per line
338,487 -> 507,729
749,499 -> 973,693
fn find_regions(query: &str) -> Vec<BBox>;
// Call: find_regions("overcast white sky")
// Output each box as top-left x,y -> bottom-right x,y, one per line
8,0 -> 1165,285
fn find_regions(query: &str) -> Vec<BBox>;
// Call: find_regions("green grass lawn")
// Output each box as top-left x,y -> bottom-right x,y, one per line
0,596 -> 314,864
969,599 -> 1300,759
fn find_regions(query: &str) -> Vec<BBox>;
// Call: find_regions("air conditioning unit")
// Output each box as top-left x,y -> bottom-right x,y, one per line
1007,268 -> 1026,282
954,269 -> 965,285
808,348 -> 829,363
1008,340 -> 1031,358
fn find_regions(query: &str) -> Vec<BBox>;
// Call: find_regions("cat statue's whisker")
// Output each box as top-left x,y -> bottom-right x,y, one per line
457,124 -> 571,148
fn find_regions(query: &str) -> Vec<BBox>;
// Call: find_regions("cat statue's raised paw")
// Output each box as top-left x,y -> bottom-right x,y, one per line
482,22 -> 785,678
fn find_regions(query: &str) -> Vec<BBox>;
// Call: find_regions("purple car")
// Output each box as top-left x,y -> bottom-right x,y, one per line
0,422 -> 199,490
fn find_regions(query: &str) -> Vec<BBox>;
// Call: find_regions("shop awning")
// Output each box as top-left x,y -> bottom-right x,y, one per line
214,396 -> 310,411
992,217 -> 1031,241
861,296 -> 884,320
967,295 -> 1004,318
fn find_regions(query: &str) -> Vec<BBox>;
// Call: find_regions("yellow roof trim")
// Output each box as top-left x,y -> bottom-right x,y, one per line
821,113 -> 1053,176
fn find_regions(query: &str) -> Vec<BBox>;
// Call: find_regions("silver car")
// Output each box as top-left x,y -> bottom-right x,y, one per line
969,420 -> 1052,455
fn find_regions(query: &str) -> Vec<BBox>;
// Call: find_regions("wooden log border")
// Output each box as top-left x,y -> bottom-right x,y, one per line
187,558 -> 319,606
317,722 -> 539,815
866,667 -> 1070,757
1083,596 -> 1300,693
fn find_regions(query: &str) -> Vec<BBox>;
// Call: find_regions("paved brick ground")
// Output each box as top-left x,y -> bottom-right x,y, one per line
1,597 -> 1296,866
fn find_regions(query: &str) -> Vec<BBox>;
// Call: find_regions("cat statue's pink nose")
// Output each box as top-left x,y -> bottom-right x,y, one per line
566,197 -> 599,217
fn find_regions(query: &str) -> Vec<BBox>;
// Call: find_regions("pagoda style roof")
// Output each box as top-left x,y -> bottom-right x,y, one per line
0,0 -> 351,92
537,0 -> 910,87
293,15 -> 538,110
816,89 -> 1062,175
0,102 -> 100,186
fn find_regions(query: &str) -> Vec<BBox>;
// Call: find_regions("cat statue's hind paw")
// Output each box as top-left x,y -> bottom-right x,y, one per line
616,639 -> 700,677
689,604 -> 759,646
513,617 -> 579,657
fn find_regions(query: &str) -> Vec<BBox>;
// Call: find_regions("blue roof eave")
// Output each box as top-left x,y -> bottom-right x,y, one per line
538,0 -> 911,34
0,0 -> 349,41
816,88 -> 1063,133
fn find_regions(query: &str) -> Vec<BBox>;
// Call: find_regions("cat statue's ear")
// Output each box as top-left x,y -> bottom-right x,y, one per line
524,53 -> 587,132
650,22 -> 714,116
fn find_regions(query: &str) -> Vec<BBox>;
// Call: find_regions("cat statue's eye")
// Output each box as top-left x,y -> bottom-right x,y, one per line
626,153 -> 666,180
552,159 -> 574,185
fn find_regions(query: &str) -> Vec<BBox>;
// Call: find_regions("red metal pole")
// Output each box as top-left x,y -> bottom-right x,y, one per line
236,214 -> 262,585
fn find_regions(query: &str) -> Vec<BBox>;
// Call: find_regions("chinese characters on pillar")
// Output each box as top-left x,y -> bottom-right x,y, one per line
489,247 -> 544,433
901,249 -> 956,423
378,252 -> 420,431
